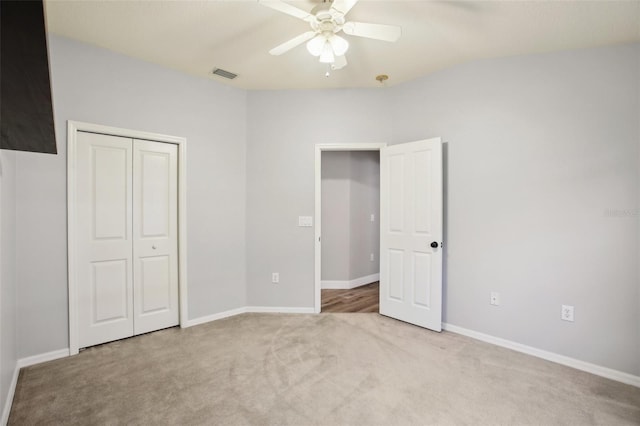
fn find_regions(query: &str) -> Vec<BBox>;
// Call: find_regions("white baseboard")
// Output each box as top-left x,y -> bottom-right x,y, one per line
1,363 -> 19,426
443,323 -> 640,388
17,348 -> 70,369
2,348 -> 70,425
246,306 -> 315,314
322,273 -> 379,290
183,306 -> 316,328
183,307 -> 247,328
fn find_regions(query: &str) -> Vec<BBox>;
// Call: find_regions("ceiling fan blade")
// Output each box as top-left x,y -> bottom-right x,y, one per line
269,31 -> 317,56
342,22 -> 401,42
330,0 -> 358,16
332,54 -> 347,70
258,0 -> 313,22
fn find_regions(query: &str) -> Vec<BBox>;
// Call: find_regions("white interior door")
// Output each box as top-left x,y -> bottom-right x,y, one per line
379,138 -> 443,331
133,139 -> 179,334
77,132 -> 134,348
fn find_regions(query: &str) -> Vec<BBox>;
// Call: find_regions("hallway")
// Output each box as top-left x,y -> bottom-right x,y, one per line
321,282 -> 379,313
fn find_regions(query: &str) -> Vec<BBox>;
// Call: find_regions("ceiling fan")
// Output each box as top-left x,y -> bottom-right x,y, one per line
259,0 -> 401,71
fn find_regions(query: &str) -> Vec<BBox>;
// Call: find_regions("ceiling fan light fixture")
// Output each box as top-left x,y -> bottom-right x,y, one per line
328,34 -> 349,56
306,35 -> 326,56
319,42 -> 335,63
261,0 -> 403,73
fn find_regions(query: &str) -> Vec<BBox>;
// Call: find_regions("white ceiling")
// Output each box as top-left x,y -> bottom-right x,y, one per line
44,0 -> 640,90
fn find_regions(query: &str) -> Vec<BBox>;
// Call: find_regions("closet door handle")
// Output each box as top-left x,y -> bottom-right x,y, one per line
152,245 -> 157,250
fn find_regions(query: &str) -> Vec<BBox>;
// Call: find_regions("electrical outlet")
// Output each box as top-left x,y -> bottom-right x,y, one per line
370,253 -> 374,262
561,305 -> 574,322
490,292 -> 500,306
271,273 -> 279,283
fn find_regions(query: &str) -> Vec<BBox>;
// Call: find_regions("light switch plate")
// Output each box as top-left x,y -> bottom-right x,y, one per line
298,216 -> 313,227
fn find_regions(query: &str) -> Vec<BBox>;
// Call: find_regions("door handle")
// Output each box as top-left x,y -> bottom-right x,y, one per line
431,241 -> 438,248
152,245 -> 157,250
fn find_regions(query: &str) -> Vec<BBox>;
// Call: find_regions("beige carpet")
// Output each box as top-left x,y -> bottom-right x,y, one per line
9,313 -> 640,425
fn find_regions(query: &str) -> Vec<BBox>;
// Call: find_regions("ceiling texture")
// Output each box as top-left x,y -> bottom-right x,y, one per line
45,0 -> 640,90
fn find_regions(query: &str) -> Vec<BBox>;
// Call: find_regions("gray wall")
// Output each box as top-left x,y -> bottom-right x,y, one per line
0,151 -> 17,417
349,151 -> 380,280
390,44 -> 640,375
321,151 -> 351,281
246,89 -> 391,307
321,151 -> 380,282
246,44 -> 639,375
15,35 -> 248,358
8,36 -> 639,379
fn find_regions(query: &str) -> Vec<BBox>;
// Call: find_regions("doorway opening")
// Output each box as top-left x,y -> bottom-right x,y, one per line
314,143 -> 386,313
315,139 -> 444,331
320,150 -> 380,312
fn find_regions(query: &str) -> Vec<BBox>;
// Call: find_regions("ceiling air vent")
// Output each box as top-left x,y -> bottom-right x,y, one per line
211,68 -> 237,80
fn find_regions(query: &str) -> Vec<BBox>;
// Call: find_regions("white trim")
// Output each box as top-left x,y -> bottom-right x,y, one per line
246,306 -> 315,314
66,121 -> 77,355
177,138 -> 188,329
67,121 -> 186,144
184,306 -> 316,328
322,273 -> 380,289
183,307 -> 248,328
67,121 -> 188,355
314,143 -> 386,313
443,323 -> 640,388
2,349 -> 70,424
0,149 -> 4,426
321,280 -> 351,290
17,349 -> 70,369
1,364 -> 18,426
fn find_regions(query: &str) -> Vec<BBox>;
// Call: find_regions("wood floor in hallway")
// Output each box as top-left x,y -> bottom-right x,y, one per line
321,282 -> 379,313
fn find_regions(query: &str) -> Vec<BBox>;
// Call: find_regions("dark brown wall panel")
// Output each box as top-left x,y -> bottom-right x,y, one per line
1,0 -> 57,154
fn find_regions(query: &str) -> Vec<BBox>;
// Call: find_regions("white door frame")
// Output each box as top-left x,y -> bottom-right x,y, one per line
67,120 -> 188,355
314,143 -> 386,313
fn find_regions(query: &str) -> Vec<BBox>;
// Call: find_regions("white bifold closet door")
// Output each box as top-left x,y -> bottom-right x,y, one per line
76,132 -> 179,349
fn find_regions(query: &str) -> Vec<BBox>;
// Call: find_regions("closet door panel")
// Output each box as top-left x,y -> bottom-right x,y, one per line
133,139 -> 179,334
77,132 -> 134,348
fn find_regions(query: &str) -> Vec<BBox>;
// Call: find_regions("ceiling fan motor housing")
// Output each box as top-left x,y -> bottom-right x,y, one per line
310,3 -> 345,33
